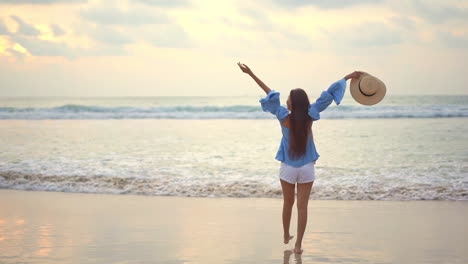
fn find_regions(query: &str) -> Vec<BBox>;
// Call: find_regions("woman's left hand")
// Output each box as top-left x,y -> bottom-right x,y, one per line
344,71 -> 364,80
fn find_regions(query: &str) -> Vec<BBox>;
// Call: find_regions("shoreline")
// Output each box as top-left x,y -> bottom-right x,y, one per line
2,187 -> 468,202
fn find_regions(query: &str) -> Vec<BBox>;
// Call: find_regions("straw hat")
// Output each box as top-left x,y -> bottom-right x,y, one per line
350,73 -> 386,105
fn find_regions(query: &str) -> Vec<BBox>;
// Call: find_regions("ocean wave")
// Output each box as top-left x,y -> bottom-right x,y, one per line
0,104 -> 467,119
1,171 -> 466,200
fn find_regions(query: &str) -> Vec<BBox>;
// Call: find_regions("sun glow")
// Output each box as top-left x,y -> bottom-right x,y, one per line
0,37 -> 9,54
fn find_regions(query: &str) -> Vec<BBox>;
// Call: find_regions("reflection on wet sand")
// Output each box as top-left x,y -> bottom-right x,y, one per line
35,224 -> 52,257
0,218 -> 5,242
1,190 -> 467,264
0,217 -> 26,260
283,250 -> 302,264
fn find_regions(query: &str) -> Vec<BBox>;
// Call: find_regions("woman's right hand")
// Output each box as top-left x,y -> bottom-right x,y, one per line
237,62 -> 252,75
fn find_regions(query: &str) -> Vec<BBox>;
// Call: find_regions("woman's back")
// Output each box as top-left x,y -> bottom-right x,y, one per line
258,80 -> 348,167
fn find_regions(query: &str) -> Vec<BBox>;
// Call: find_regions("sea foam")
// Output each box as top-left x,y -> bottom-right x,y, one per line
1,171 -> 466,200
0,104 -> 468,119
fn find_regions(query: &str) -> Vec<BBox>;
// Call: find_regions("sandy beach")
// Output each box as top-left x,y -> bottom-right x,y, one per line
2,0 -> 468,263
0,189 -> 466,264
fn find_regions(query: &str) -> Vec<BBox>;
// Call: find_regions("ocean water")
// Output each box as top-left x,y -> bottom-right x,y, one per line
0,95 -> 467,200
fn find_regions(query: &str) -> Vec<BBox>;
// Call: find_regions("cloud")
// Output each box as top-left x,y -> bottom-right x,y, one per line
437,31 -> 468,49
11,35 -> 76,58
90,26 -> 133,45
10,34 -> 129,58
11,15 -> 40,36
51,24 -> 66,36
235,7 -> 314,51
0,20 -> 9,35
0,0 -> 85,3
145,25 -> 192,48
389,15 -> 417,30
252,29 -> 313,52
238,7 -> 274,31
81,45 -> 128,56
80,6 -> 192,49
136,0 -> 190,7
6,48 -> 26,60
270,0 -> 385,9
325,22 -> 403,51
81,7 -> 167,25
410,0 -> 468,23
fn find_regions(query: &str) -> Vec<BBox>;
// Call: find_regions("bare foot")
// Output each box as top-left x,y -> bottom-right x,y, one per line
284,235 -> 294,244
293,247 -> 303,254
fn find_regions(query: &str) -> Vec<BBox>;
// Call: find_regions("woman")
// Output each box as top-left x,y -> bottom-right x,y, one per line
237,62 -> 361,254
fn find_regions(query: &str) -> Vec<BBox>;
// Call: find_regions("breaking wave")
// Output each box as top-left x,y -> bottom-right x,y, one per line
0,104 -> 468,119
1,171 -> 466,200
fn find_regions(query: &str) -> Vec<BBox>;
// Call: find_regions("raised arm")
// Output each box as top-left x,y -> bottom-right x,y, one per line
237,62 -> 271,94
308,71 -> 363,120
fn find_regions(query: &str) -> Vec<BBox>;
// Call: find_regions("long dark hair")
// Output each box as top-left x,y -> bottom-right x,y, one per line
288,88 -> 312,159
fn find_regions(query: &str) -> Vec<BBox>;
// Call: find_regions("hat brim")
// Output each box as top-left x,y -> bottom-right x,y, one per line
350,73 -> 386,106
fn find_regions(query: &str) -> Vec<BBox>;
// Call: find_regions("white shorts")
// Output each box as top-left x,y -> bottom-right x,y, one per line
279,162 -> 316,184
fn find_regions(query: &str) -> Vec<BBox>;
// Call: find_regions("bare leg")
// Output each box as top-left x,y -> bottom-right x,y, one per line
294,181 -> 313,254
280,179 -> 295,244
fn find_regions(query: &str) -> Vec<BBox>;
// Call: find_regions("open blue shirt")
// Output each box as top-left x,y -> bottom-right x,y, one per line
259,78 -> 347,167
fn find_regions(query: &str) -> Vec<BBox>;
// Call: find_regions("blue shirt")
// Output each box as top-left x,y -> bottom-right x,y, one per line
259,78 -> 347,167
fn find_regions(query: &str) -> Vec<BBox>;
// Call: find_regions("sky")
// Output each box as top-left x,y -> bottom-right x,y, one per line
0,0 -> 467,97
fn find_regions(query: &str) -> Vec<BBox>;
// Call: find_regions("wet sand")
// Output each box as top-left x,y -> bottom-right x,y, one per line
0,189 -> 467,264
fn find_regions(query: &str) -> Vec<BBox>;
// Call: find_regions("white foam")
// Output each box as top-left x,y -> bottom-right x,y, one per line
0,104 -> 467,119
1,171 -> 466,200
